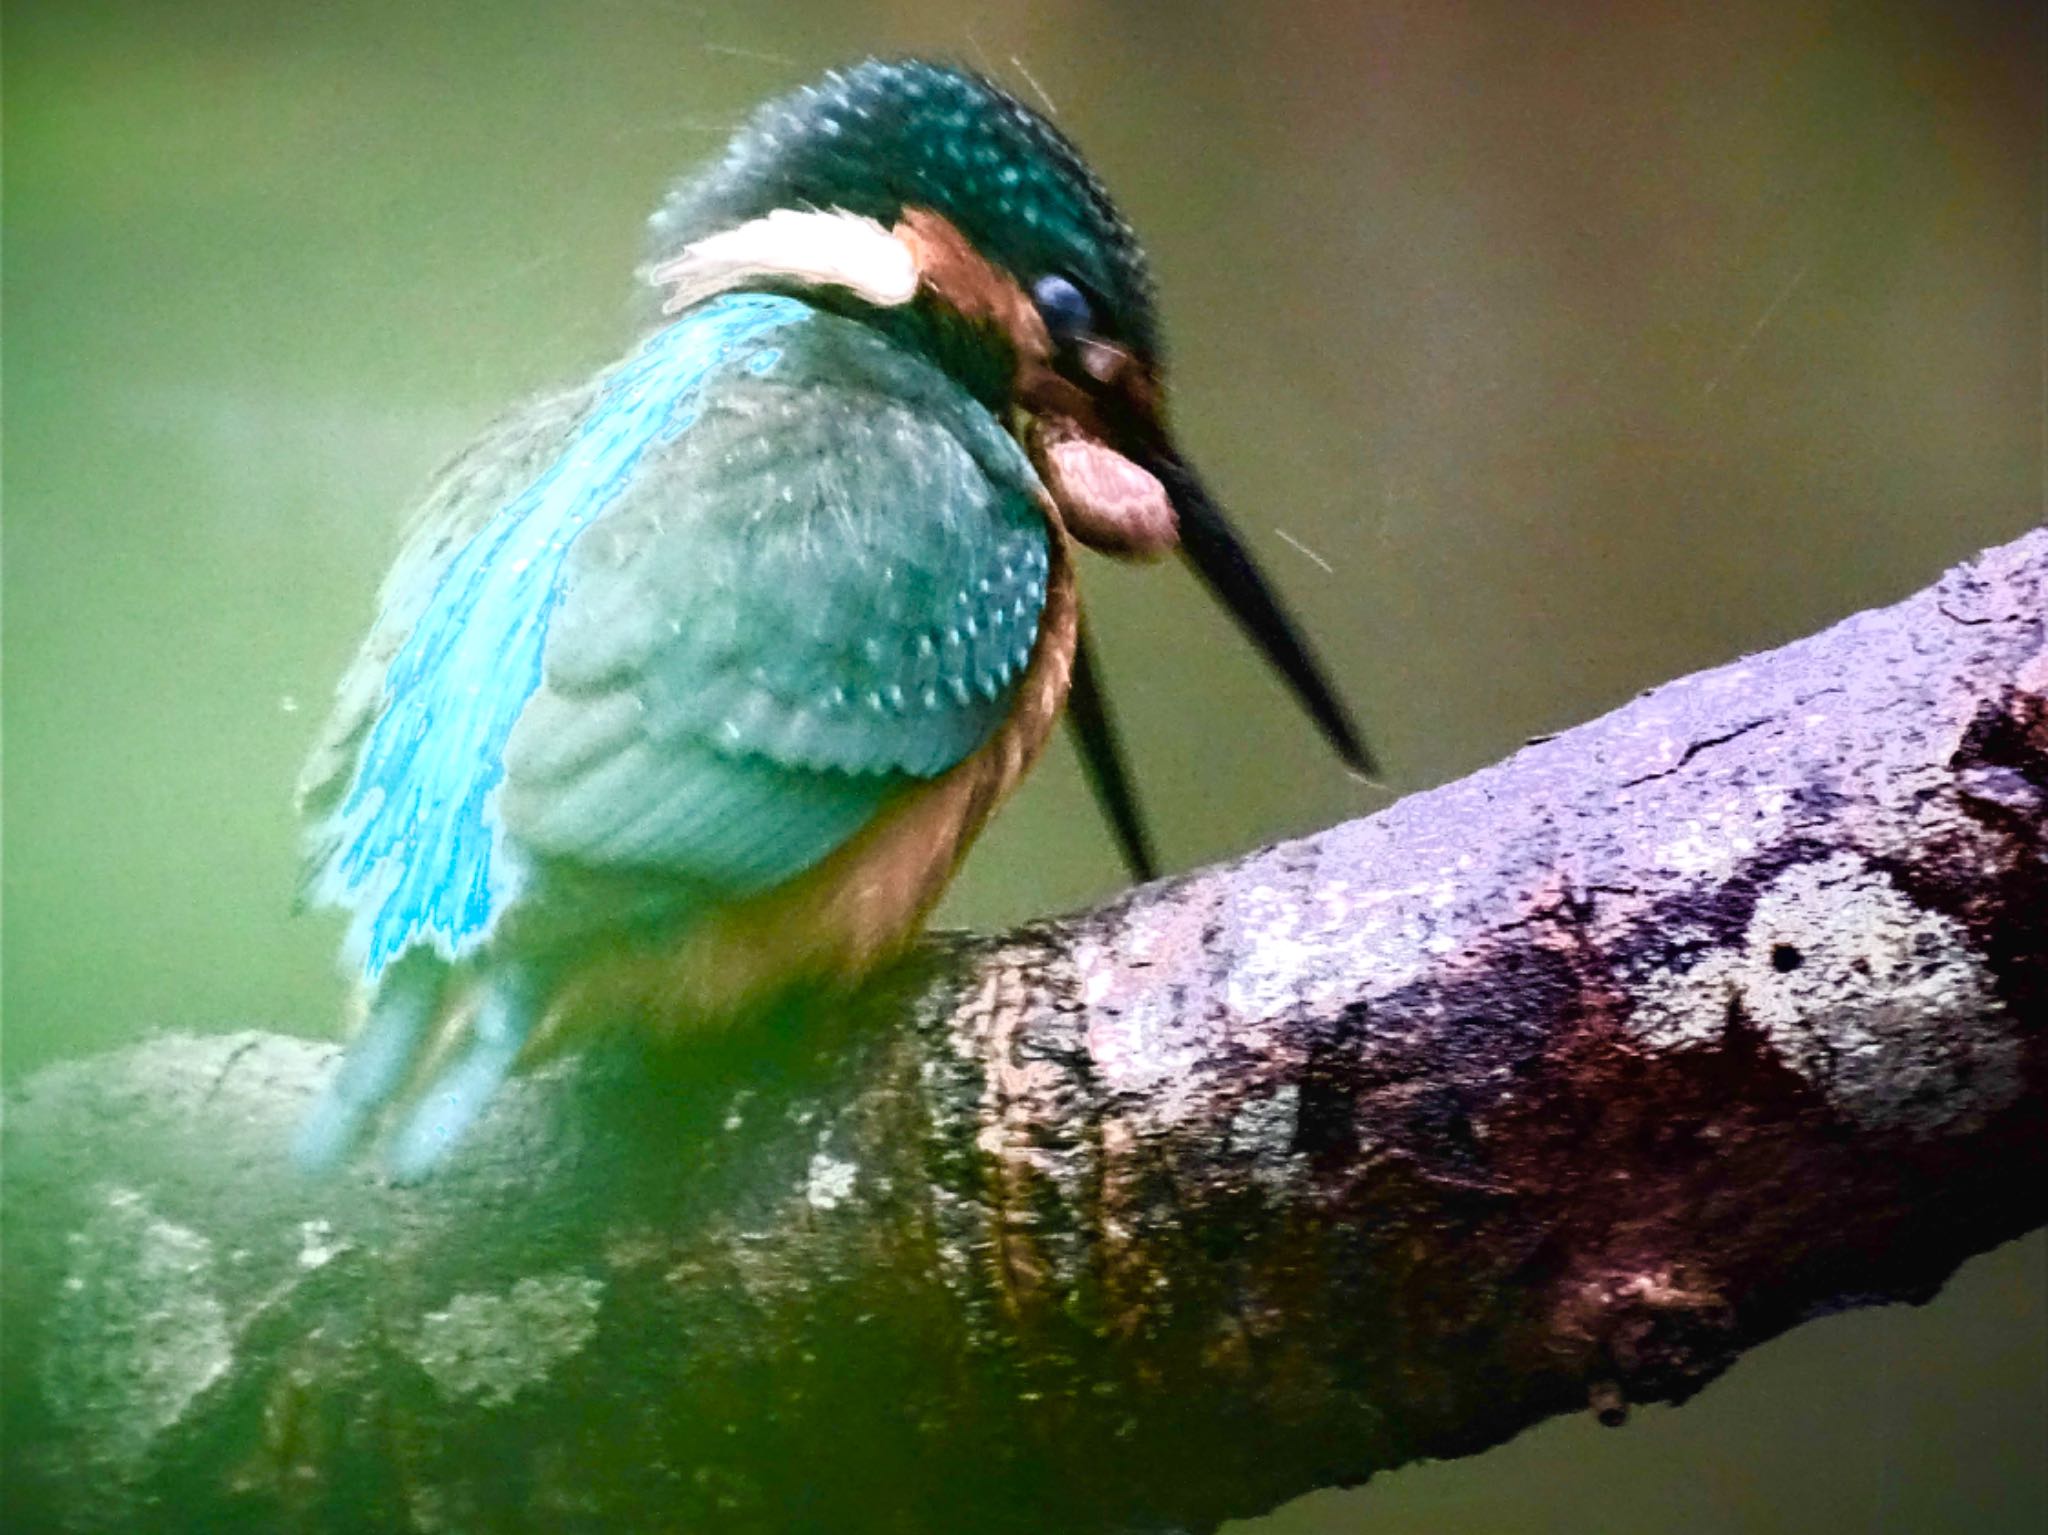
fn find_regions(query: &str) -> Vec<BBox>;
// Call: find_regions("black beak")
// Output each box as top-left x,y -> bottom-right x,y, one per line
1064,618 -> 1159,882
1146,451 -> 1378,779
1049,374 -> 1377,879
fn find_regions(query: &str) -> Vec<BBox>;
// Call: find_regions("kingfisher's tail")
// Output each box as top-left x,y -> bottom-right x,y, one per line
382,965 -> 546,1183
293,950 -> 448,1174
293,952 -> 547,1182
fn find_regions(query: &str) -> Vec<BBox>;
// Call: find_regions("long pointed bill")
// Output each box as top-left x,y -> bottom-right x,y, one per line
1065,619 -> 1159,881
1147,451 -> 1379,780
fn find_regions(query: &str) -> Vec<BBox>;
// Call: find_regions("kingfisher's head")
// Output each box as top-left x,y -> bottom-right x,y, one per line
645,58 -> 1371,776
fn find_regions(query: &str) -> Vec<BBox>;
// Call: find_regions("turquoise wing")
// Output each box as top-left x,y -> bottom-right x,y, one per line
301,295 -> 1050,980
297,392 -> 589,877
502,305 -> 1052,883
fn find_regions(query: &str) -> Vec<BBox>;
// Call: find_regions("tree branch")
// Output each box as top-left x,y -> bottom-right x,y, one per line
5,532 -> 2044,1535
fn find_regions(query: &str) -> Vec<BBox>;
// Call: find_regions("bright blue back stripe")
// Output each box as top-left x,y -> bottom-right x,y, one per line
327,293 -> 813,979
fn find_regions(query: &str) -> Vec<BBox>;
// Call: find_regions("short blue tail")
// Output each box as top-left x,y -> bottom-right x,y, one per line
384,966 -> 544,1183
293,951 -> 447,1173
294,954 -> 544,1181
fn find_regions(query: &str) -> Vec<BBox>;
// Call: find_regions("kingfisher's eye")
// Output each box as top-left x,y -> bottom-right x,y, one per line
1032,274 -> 1094,344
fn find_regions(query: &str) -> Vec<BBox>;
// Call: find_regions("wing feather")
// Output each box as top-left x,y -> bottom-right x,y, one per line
503,310 -> 1052,886
300,298 -> 1052,971
297,390 -> 593,894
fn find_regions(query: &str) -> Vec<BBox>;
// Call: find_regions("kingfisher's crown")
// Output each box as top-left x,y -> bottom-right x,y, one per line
648,59 -> 1158,357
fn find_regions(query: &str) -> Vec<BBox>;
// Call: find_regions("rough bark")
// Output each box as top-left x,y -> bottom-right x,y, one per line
4,531 -> 2044,1535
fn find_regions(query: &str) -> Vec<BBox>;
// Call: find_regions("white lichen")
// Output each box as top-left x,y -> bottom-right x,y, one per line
1227,1085 -> 1303,1193
43,1186 -> 233,1465
1224,872 -> 1444,1024
1224,882 -> 1325,1022
1648,783 -> 1791,880
804,1150 -> 858,1211
721,1088 -> 754,1134
413,1271 -> 604,1408
296,1218 -> 343,1271
1072,902 -> 1215,1109
1630,853 -> 2021,1134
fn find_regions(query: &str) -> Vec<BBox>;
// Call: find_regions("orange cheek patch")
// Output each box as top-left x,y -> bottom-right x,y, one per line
1030,417 -> 1179,559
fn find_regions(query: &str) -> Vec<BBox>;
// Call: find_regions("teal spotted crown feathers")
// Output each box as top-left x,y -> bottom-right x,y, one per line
646,59 -> 1159,357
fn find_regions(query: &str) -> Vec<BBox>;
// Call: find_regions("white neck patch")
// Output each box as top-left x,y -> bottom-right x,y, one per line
647,209 -> 921,315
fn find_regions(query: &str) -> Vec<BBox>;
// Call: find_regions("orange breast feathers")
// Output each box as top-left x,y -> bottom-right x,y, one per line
532,520 -> 1080,1049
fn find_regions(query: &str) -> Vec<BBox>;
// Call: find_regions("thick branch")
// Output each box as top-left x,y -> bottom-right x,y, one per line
5,533 -> 2044,1535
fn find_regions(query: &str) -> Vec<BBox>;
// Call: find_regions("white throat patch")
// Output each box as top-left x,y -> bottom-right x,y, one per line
647,209 -> 920,315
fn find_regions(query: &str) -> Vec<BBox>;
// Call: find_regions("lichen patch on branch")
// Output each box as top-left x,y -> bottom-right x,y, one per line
412,1272 -> 605,1408
1631,853 -> 2020,1134
44,1186 -> 234,1467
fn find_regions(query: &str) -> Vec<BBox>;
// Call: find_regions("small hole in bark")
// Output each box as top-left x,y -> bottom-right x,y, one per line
1770,943 -> 1803,973
1589,1379 -> 1629,1427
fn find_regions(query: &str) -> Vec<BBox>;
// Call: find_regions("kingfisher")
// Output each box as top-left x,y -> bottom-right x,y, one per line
294,59 -> 1372,1181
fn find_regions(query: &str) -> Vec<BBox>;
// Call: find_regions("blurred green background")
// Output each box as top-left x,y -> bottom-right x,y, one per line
4,0 -> 2041,1529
